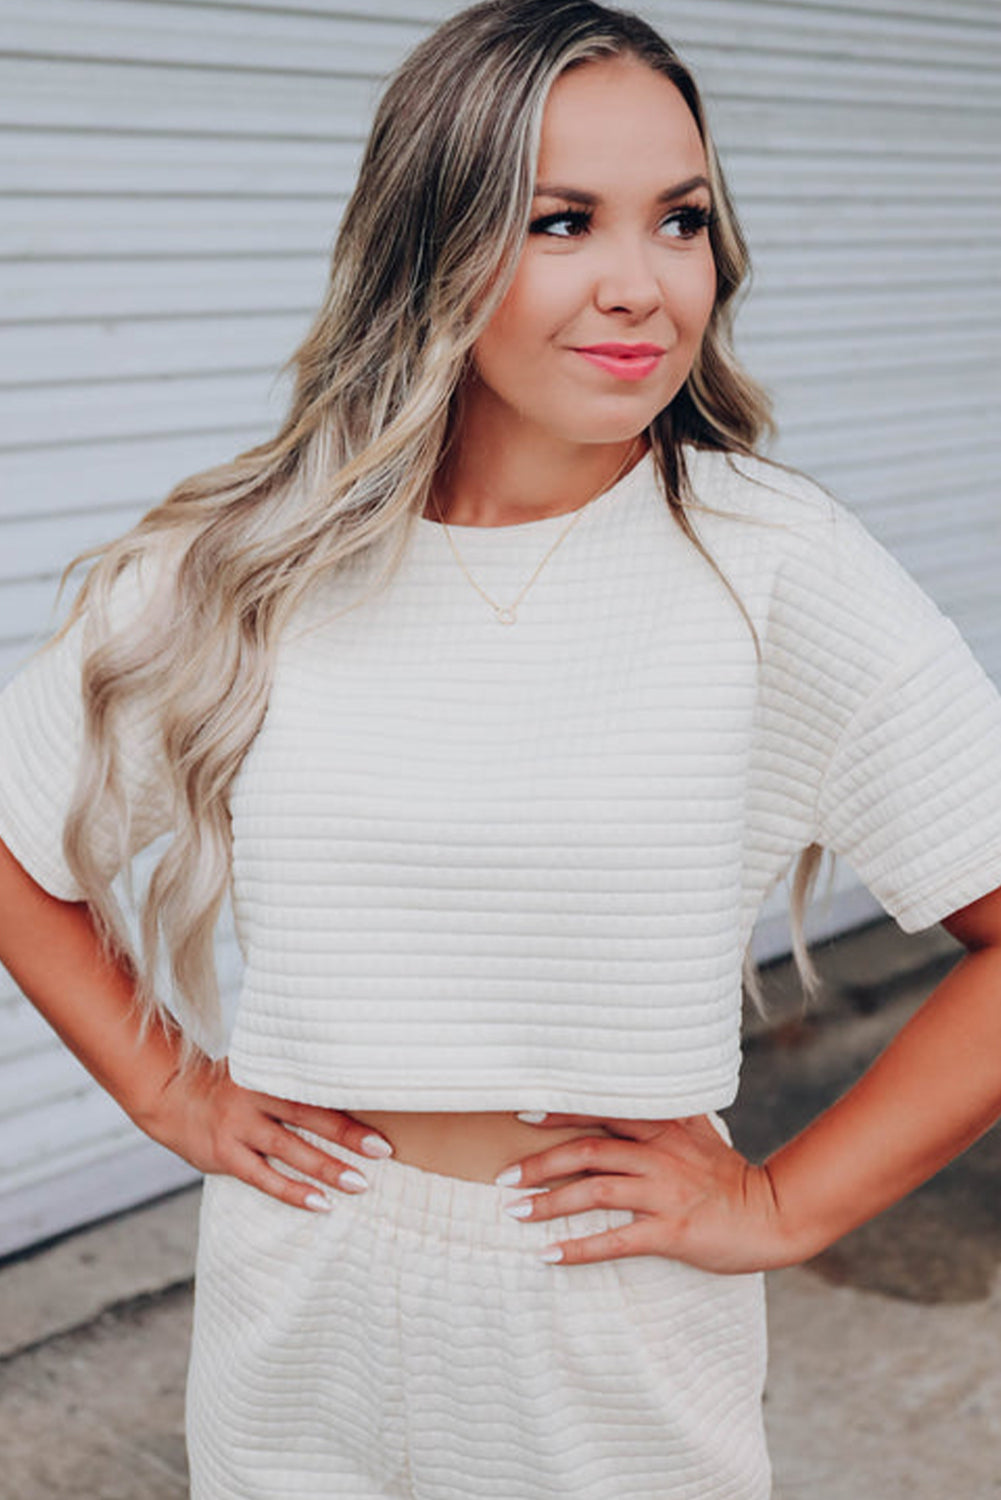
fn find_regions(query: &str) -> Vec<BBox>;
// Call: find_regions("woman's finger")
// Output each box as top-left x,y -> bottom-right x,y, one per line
505,1172 -> 655,1224
250,1118 -> 371,1197
537,1218 -> 659,1267
259,1093 -> 394,1160
496,1134 -> 652,1188
589,1116 -> 671,1142
223,1146 -> 353,1214
515,1111 -> 601,1127
516,1111 -> 665,1141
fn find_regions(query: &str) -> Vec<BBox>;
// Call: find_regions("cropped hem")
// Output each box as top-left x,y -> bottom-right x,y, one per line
226,1058 -> 738,1118
890,845 -> 1001,933
0,800 -> 82,902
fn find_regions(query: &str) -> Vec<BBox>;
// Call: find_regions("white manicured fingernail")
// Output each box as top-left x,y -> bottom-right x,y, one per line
504,1199 -> 533,1219
360,1134 -> 394,1158
494,1165 -> 521,1187
305,1192 -> 333,1212
340,1169 -> 369,1192
517,1110 -> 547,1123
539,1246 -> 564,1263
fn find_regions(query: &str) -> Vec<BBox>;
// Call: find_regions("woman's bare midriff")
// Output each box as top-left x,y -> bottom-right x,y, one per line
349,1109 -> 615,1189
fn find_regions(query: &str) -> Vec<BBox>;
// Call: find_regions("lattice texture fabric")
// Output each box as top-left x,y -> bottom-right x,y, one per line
186,1135 -> 770,1499
3,447 -> 1001,1113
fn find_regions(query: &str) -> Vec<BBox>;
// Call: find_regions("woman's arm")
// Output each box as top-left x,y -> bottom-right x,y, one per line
491,883 -> 1001,1270
760,884 -> 1001,1263
0,835 -> 393,1210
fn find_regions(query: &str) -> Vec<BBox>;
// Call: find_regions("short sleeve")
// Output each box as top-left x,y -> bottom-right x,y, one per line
811,525 -> 1001,933
0,552 -> 176,901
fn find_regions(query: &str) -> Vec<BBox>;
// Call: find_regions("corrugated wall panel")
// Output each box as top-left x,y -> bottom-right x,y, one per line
1,0 -> 998,1252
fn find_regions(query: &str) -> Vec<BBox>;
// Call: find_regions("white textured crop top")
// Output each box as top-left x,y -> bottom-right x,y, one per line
3,446 -> 1001,1115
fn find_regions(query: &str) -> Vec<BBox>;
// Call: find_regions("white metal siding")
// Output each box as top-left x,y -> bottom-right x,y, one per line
1,0 -> 998,1252
660,0 -> 1001,955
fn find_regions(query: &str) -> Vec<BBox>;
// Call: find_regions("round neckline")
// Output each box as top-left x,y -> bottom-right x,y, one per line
416,447 -> 653,536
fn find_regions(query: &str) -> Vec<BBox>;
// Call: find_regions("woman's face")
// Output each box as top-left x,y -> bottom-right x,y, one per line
467,55 -> 717,448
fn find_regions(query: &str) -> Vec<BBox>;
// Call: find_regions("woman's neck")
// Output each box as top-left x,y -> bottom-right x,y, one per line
428,428 -> 648,528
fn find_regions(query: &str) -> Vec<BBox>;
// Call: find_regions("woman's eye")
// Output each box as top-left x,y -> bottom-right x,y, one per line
529,209 -> 592,239
528,204 -> 714,241
661,204 -> 714,240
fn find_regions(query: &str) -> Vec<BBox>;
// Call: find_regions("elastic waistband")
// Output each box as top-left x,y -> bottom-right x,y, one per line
299,1131 -> 633,1256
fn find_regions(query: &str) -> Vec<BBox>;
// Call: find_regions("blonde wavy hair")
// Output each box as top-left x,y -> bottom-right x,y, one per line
53,0 -> 829,1058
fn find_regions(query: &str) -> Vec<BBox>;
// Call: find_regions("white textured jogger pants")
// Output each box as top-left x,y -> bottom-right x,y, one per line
186,1134 -> 771,1498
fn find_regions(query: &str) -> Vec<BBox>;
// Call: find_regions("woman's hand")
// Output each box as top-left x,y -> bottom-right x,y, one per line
136,1052 -> 394,1213
495,1112 -> 789,1273
0,845 -> 394,1215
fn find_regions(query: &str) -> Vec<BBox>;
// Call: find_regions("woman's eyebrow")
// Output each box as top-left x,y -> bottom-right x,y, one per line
533,174 -> 711,205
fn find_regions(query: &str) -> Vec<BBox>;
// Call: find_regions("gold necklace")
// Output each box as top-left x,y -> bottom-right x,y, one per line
429,438 -> 641,625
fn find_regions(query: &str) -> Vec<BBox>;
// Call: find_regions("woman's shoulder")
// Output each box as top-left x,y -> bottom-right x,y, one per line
682,444 -> 952,653
681,444 -> 900,581
683,444 -> 840,533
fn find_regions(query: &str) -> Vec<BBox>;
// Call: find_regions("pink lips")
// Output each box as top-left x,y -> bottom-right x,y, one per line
573,342 -> 665,382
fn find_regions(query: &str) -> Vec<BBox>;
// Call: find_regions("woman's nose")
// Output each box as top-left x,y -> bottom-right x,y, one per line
592,236 -> 663,318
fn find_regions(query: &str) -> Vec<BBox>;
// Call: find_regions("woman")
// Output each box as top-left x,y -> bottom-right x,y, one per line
2,2 -> 1001,1496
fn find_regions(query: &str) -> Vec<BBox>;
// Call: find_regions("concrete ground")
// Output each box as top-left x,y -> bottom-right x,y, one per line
2,917 -> 1001,1498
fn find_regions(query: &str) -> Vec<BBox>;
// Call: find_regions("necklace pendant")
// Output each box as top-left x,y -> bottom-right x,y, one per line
435,435 -> 640,628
